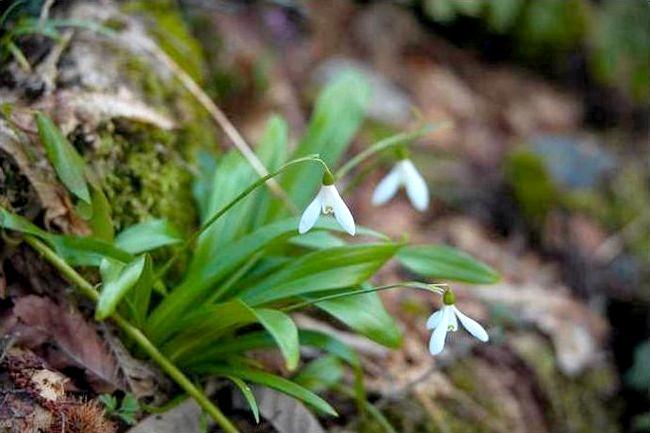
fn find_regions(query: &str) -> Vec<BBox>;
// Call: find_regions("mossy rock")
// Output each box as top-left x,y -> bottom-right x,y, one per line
71,0 -> 221,233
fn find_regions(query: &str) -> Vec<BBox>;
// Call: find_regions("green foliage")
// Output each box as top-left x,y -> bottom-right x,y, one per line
294,355 -> 345,393
36,113 -> 91,204
99,393 -> 140,425
505,149 -> 556,224
625,340 -> 650,392
96,255 -> 149,320
0,75 -> 500,426
421,0 -> 649,102
397,245 -> 500,284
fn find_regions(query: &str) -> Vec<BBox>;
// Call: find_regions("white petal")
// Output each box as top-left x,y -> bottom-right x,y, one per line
453,306 -> 489,342
298,193 -> 322,234
324,185 -> 355,236
401,160 -> 429,212
371,167 -> 401,206
448,309 -> 458,331
426,310 -> 443,330
429,307 -> 450,355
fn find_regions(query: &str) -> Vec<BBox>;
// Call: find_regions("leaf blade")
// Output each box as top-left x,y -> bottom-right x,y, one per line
36,112 -> 90,203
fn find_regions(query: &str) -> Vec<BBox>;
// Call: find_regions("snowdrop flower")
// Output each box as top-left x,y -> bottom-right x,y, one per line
372,150 -> 429,212
427,289 -> 489,355
299,171 -> 355,235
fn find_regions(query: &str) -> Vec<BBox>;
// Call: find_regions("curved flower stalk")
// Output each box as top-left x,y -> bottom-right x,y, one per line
427,289 -> 489,355
372,152 -> 429,212
299,171 -> 355,235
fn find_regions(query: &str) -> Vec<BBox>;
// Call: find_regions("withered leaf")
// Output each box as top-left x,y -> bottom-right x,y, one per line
13,295 -> 125,392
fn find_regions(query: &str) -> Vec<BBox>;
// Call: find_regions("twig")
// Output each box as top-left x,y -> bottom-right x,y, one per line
138,39 -> 298,214
35,28 -> 73,93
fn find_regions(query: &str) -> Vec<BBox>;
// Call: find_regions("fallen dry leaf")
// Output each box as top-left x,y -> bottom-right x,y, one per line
12,295 -> 125,392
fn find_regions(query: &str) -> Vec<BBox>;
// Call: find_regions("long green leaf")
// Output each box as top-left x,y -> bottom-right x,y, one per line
298,330 -> 361,368
96,255 -> 147,320
293,355 -> 344,393
147,217 -> 386,342
0,207 -> 51,239
239,243 -> 398,306
252,309 -> 299,371
305,285 -> 402,348
250,115 -> 288,228
397,244 -> 500,284
279,71 -> 371,210
50,236 -> 133,266
164,300 -> 299,372
88,183 -> 114,241
226,376 -> 260,423
199,365 -> 337,417
115,219 -> 182,254
36,112 -> 90,203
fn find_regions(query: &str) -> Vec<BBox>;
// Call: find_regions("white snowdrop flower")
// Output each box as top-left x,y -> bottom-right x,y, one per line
426,290 -> 489,355
372,156 -> 429,212
299,172 -> 355,235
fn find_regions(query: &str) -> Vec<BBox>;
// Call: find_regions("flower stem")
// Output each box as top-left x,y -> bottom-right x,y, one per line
283,281 -> 444,313
157,155 -> 330,278
335,123 -> 449,179
24,236 -> 240,433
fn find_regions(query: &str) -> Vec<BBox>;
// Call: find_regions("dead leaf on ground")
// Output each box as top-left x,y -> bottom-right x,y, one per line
11,295 -> 125,393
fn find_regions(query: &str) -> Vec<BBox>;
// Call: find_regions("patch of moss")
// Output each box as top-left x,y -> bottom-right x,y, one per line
505,148 -> 556,225
88,121 -> 195,233
512,334 -> 620,433
81,0 -> 220,233
122,0 -> 205,84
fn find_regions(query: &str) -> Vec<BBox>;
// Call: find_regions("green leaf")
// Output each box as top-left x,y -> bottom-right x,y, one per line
280,71 -> 371,210
193,151 -> 256,264
298,330 -> 360,368
115,219 -> 182,254
199,365 -> 337,417
98,394 -> 118,411
126,255 -> 155,326
487,0 -> 522,32
288,231 -> 346,250
192,150 -> 218,222
0,207 -> 51,239
305,285 -> 402,348
397,244 -> 500,284
164,300 -> 299,372
96,255 -> 147,320
88,183 -> 114,241
226,376 -> 260,423
425,0 -> 456,22
250,115 -> 288,227
251,309 -> 299,371
147,217 -> 387,342
117,393 -> 139,425
35,112 -> 90,203
293,355 -> 344,393
239,243 -> 398,306
50,235 -> 132,267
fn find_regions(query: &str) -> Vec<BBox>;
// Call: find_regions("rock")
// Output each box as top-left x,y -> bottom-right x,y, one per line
530,135 -> 616,189
127,399 -> 205,433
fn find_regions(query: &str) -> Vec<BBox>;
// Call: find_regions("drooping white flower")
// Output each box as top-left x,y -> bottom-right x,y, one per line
299,174 -> 355,235
426,290 -> 488,355
372,159 -> 429,211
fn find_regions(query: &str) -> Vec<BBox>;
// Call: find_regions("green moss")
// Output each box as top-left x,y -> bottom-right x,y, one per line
512,334 -> 620,433
78,0 -> 219,233
89,121 -> 196,233
505,149 -> 556,225
122,0 -> 205,84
